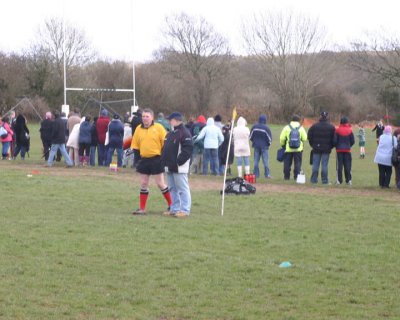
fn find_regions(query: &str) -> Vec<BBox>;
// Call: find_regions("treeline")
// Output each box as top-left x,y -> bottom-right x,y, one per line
0,13 -> 399,124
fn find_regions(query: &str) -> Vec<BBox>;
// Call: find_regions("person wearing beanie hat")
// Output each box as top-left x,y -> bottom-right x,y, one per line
374,125 -> 397,188
190,115 -> 207,174
308,111 -> 335,184
40,111 -> 54,160
333,116 -> 355,185
279,115 -> 308,180
250,114 -> 272,179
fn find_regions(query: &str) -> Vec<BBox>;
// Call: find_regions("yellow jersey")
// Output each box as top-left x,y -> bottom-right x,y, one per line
131,122 -> 167,158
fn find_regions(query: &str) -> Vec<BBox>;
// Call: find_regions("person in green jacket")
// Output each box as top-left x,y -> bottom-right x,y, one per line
279,115 -> 308,180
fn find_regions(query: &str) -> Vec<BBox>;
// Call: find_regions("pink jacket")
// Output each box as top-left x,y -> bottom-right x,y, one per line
0,122 -> 13,142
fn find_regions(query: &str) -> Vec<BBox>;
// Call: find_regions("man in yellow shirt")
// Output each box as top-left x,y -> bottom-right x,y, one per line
130,108 -> 172,215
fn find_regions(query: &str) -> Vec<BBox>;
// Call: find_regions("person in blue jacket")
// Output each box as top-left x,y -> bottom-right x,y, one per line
106,114 -> 124,167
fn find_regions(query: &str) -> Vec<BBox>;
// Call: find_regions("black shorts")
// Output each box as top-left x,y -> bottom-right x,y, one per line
136,156 -> 164,175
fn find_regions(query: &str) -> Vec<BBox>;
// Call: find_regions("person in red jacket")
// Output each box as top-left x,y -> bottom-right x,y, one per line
333,117 -> 355,185
96,109 -> 110,166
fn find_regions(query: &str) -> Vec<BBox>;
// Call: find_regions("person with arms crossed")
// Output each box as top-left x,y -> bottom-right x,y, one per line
130,108 -> 172,215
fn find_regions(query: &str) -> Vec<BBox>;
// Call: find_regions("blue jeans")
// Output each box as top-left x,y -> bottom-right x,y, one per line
236,156 -> 250,166
97,143 -> 107,166
13,145 -> 28,159
311,152 -> 330,184
90,146 -> 97,166
2,141 -> 10,157
253,147 -> 270,178
203,148 -> 219,175
106,147 -> 123,167
166,172 -> 191,214
48,144 -> 73,166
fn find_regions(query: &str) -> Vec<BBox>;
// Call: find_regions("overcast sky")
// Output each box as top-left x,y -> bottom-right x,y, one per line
1,0 -> 400,63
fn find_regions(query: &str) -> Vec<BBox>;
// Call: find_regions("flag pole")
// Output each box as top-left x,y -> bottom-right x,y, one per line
221,107 -> 237,216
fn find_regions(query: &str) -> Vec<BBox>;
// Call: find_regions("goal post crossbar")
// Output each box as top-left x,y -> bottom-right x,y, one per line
66,87 -> 135,93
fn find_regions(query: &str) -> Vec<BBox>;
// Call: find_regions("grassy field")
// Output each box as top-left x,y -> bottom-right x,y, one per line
0,123 -> 399,319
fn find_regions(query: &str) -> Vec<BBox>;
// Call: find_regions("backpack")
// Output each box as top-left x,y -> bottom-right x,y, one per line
221,177 -> 256,195
288,124 -> 301,149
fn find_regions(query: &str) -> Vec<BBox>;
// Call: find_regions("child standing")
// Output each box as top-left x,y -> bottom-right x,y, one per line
358,123 -> 366,159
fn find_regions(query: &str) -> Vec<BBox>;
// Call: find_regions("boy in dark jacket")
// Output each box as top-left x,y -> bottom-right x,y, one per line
334,116 -> 355,185
308,111 -> 335,184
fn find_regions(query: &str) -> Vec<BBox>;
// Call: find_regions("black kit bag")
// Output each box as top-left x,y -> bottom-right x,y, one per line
222,177 -> 256,195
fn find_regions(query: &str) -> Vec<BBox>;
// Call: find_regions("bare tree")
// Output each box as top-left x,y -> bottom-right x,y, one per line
157,13 -> 231,113
242,10 -> 331,120
349,31 -> 400,88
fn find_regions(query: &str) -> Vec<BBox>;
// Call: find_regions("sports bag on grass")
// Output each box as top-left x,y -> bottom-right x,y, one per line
276,147 -> 285,162
222,177 -> 256,195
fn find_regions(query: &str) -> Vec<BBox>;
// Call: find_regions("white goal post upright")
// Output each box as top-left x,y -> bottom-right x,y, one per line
62,0 -> 137,115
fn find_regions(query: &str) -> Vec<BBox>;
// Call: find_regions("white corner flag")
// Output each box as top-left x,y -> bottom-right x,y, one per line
221,107 -> 238,216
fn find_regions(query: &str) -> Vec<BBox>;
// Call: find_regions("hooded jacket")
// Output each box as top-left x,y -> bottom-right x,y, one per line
79,119 -> 92,144
374,132 -> 397,166
249,115 -> 272,149
233,116 -> 251,157
108,118 -> 124,149
279,121 -> 308,152
334,123 -> 355,153
195,117 -> 224,149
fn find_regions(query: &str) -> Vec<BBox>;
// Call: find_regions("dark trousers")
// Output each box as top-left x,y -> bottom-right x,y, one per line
98,143 -> 107,166
336,152 -> 352,184
42,140 -> 51,160
395,165 -> 400,188
378,164 -> 392,188
283,151 -> 302,180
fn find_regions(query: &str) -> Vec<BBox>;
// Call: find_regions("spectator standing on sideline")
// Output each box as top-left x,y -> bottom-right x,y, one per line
9,110 -> 16,157
250,114 -> 272,179
214,114 -> 223,129
78,116 -> 92,165
96,109 -> 110,166
194,117 -> 224,175
122,120 -> 133,168
47,111 -> 73,167
334,116 -> 355,185
13,114 -> 30,160
161,112 -> 193,217
40,112 -> 53,160
67,108 -> 81,140
1,116 -> 14,160
308,111 -> 335,185
130,109 -> 142,135
156,112 -> 171,132
130,108 -> 172,215
233,116 -> 251,178
372,119 -> 384,144
358,123 -> 366,158
106,114 -> 124,167
190,115 -> 207,174
393,127 -> 400,188
89,117 -> 98,166
219,123 -> 234,175
374,125 -> 397,188
279,115 -> 308,180
66,117 -> 82,166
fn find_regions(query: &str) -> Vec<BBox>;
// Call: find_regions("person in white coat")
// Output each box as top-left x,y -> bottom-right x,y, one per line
374,125 -> 397,188
233,116 -> 251,177
66,117 -> 85,166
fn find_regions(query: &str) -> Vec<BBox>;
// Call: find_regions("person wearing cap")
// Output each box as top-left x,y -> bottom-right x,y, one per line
161,112 -> 193,217
333,116 -> 355,185
40,111 -> 53,160
279,115 -> 308,180
374,125 -> 397,188
307,111 -> 336,184
250,114 -> 272,179
96,109 -> 110,166
130,108 -> 172,215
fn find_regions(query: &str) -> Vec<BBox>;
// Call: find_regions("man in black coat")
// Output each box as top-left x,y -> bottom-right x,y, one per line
47,110 -> 73,167
40,112 -> 53,160
161,112 -> 193,218
308,111 -> 336,184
